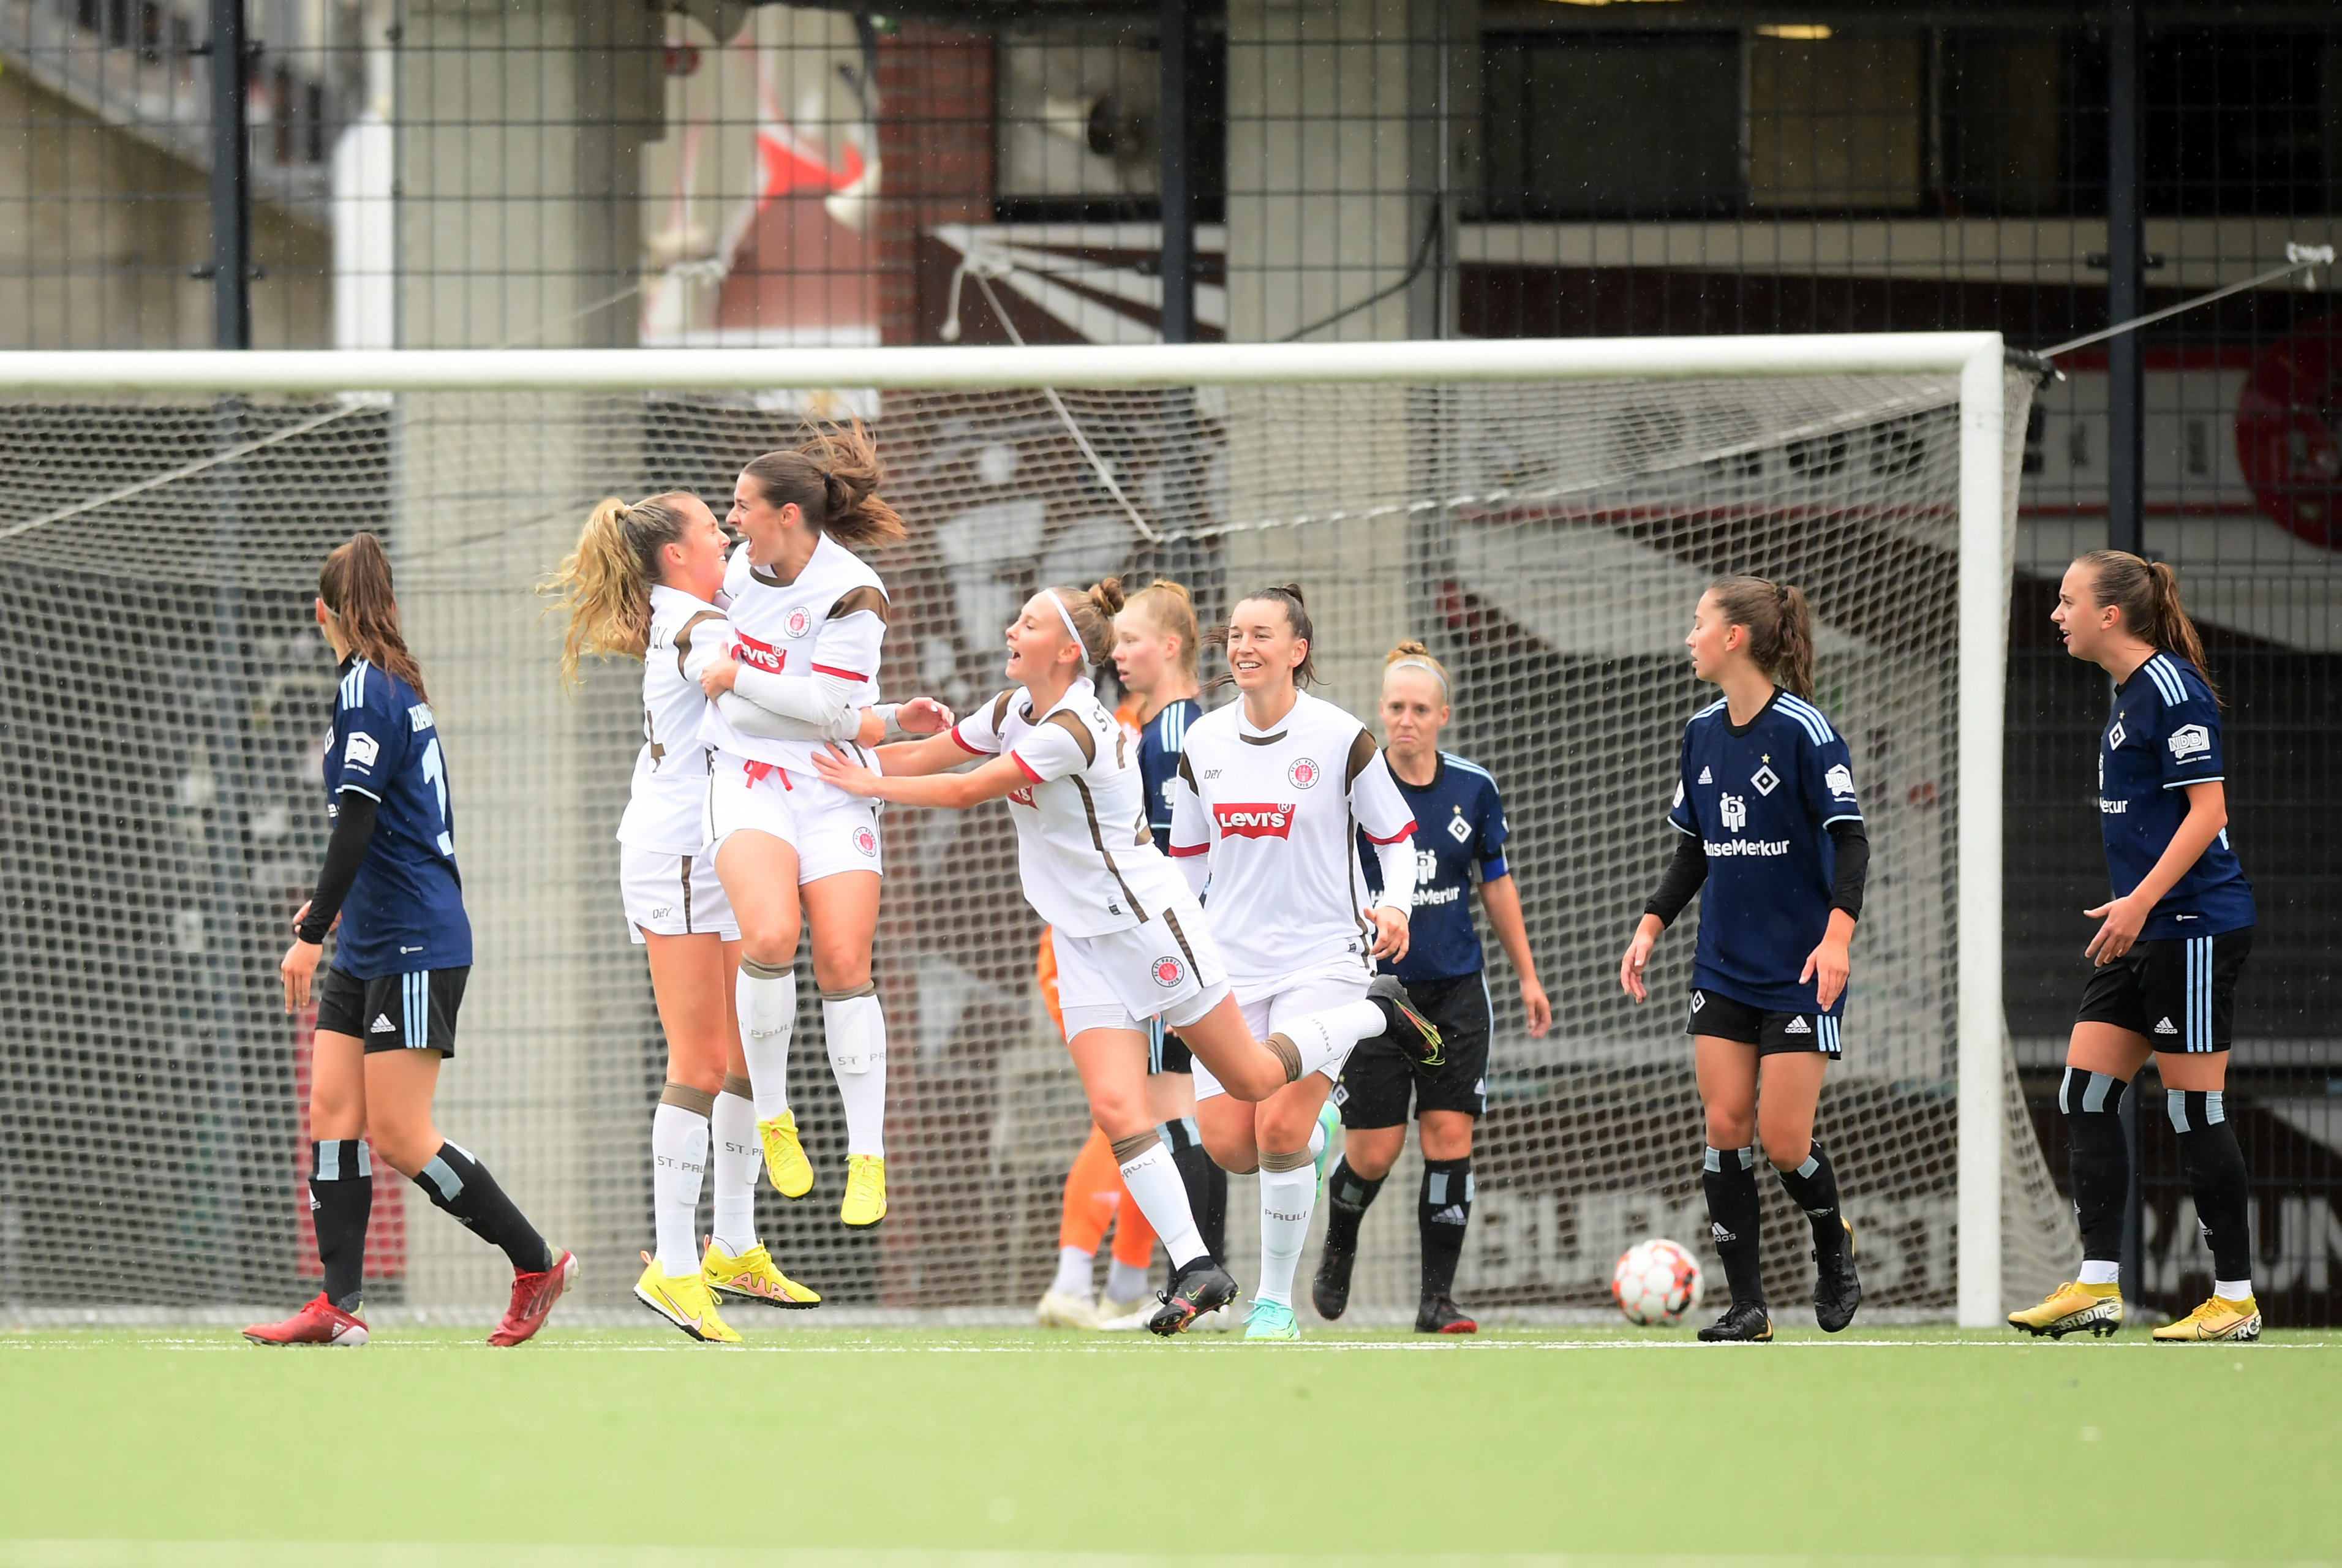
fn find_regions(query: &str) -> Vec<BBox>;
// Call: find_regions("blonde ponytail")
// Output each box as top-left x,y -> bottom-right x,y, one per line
544,492 -> 695,688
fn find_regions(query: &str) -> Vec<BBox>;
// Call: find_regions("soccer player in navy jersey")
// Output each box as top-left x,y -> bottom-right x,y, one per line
1314,641 -> 1550,1333
2009,551 -> 2261,1343
1619,578 -> 1867,1341
247,534 -> 575,1348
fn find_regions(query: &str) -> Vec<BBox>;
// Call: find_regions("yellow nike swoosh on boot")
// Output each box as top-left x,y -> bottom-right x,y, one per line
2152,1293 -> 2261,1343
758,1110 -> 814,1199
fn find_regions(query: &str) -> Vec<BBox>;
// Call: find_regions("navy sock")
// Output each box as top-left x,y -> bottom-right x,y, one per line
2062,1068 -> 2130,1268
1703,1145 -> 1764,1308
2168,1090 -> 2253,1284
1164,1116 -> 1227,1260
412,1140 -> 552,1274
1418,1156 -> 1472,1301
1773,1138 -> 1845,1251
309,1139 -> 372,1313
1322,1157 -> 1386,1254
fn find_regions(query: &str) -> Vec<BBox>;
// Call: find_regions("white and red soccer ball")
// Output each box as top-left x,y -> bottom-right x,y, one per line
1611,1238 -> 1703,1326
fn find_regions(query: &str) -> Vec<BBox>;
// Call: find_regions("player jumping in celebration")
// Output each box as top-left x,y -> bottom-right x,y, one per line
2009,552 -> 2260,1343
1314,641 -> 1551,1335
251,534 -> 575,1348
548,491 -> 848,1343
813,580 -> 1442,1334
1170,586 -> 1437,1342
700,426 -> 946,1232
1617,577 -> 1866,1343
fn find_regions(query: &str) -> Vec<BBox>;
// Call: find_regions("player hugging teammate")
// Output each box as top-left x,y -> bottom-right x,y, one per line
1619,577 -> 1867,1343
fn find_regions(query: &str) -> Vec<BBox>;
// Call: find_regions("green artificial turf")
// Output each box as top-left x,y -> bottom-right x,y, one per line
2,1324 -> 2336,1566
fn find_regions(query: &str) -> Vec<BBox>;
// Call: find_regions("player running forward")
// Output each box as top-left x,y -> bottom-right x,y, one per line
2009,552 -> 2261,1344
701,425 -> 945,1231
1314,640 -> 1552,1335
812,579 -> 1442,1335
251,534 -> 575,1348
1170,585 -> 1438,1343
548,492 -> 849,1342
1617,577 -> 1867,1343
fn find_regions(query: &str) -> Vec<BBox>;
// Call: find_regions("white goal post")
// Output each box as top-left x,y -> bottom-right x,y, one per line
0,334 -> 2044,1325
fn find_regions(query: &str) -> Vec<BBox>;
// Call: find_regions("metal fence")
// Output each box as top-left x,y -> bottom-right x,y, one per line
1,0 -> 2335,1322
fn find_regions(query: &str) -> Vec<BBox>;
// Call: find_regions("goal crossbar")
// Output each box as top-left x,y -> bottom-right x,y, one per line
0,334 -> 2016,1325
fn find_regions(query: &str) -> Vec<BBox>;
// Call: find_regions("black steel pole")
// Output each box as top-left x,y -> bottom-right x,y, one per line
209,0 -> 251,349
1158,0 -> 1194,345
2106,0 -> 2148,1312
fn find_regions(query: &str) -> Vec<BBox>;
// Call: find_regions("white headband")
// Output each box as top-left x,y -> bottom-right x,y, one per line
1389,657 -> 1447,693
1047,590 -> 1088,657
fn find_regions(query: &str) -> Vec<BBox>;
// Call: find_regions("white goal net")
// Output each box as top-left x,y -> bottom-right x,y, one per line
0,341 -> 2069,1323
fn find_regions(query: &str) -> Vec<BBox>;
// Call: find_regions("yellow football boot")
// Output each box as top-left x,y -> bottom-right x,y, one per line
840,1153 -> 887,1227
2008,1280 -> 2123,1339
633,1253 -> 741,1344
2152,1292 -> 2261,1343
757,1110 -> 815,1199
702,1238 -> 821,1309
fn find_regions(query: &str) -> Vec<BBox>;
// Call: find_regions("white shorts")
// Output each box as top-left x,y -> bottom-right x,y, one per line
1191,953 -> 1374,1102
1051,901 -> 1229,1041
620,844 -> 739,943
703,757 -> 883,884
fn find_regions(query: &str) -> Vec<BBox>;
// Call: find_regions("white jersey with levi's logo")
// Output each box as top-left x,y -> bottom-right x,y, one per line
1167,688 -> 1416,994
950,677 -> 1191,938
699,531 -> 889,775
617,584 -> 733,855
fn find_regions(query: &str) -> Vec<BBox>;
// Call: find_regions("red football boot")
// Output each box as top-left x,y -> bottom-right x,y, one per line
243,1293 -> 368,1347
489,1250 -> 578,1347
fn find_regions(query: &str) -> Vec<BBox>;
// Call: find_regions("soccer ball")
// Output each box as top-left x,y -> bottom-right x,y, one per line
1611,1238 -> 1703,1326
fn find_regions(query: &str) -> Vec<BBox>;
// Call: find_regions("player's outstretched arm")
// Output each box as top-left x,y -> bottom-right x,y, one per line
815,743 -> 1029,811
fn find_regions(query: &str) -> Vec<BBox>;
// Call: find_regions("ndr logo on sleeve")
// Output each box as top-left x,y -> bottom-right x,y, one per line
2168,723 -> 2212,761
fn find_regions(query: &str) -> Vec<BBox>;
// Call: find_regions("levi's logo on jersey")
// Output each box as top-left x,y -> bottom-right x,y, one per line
731,630 -> 785,674
1213,802 -> 1295,839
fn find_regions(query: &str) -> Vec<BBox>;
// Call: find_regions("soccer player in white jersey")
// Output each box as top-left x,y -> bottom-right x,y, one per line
549,490 -> 894,1340
1168,584 -> 1440,1341
699,425 -> 946,1231
1618,577 -> 1867,1342
814,579 -> 1442,1333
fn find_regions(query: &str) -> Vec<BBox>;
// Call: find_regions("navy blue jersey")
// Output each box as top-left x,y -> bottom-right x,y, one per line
1667,689 -> 1861,1015
2099,651 -> 2254,940
322,656 -> 472,978
1360,751 -> 1510,983
1135,696 -> 1203,854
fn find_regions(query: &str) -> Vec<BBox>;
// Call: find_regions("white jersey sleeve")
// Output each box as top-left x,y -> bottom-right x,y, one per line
1009,712 -> 1095,784
1346,737 -> 1418,911
950,690 -> 1017,757
1167,752 -> 1211,896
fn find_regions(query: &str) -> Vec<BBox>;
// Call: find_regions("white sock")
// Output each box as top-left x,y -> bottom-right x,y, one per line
1118,1142 -> 1207,1269
737,963 -> 796,1121
1276,999 -> 1385,1080
1050,1246 -> 1094,1299
1105,1259 -> 1152,1303
710,1087 -> 761,1257
1256,1160 -> 1316,1307
2216,1277 -> 2253,1301
2078,1259 -> 2122,1286
1307,1117 -> 1327,1161
650,1102 -> 709,1278
824,993 -> 887,1158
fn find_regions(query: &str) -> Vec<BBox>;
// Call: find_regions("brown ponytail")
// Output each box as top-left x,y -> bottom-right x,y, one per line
1047,576 -> 1126,667
2077,549 -> 2216,696
318,533 -> 428,701
1707,575 -> 1816,701
740,420 -> 908,551
1205,583 -> 1319,691
543,492 -> 698,688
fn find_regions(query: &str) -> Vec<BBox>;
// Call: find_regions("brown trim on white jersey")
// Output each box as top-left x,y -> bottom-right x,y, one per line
827,585 -> 891,624
673,609 -> 727,677
990,689 -> 1015,734
1161,905 -> 1202,975
1070,774 -> 1149,924
1043,709 -> 1098,766
1239,729 -> 1287,746
1344,728 -> 1378,786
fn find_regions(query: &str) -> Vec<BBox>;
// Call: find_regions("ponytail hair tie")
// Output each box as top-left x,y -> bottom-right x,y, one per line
1388,657 -> 1448,694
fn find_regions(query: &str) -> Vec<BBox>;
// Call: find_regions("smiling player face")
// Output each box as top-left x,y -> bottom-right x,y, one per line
658,497 -> 729,604
727,469 -> 797,566
1223,597 -> 1305,696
